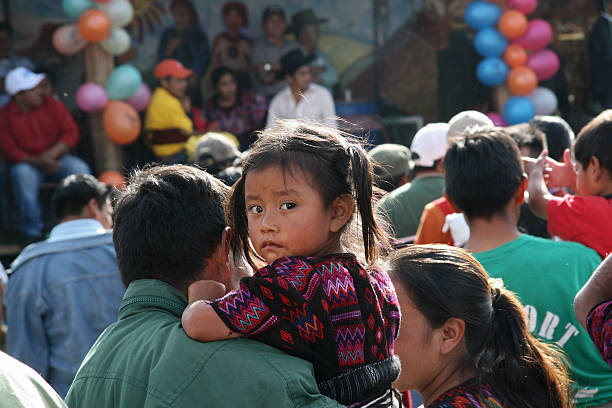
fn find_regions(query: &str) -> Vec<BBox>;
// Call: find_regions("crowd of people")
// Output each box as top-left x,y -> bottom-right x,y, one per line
3,2 -> 612,408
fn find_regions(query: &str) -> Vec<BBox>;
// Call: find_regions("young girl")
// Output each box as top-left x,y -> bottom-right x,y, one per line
182,120 -> 401,407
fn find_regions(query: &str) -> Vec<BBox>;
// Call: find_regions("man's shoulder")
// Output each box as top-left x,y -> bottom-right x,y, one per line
310,82 -> 333,97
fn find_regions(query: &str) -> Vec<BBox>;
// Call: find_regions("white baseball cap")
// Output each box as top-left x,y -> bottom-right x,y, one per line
5,67 -> 45,96
410,123 -> 450,167
447,110 -> 494,140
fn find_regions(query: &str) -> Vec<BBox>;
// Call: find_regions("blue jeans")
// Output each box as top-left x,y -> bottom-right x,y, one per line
10,154 -> 90,237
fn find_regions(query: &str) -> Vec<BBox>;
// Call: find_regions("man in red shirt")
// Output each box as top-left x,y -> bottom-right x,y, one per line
0,67 -> 90,240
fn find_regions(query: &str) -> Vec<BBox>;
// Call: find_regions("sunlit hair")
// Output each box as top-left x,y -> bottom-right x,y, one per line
227,119 -> 388,268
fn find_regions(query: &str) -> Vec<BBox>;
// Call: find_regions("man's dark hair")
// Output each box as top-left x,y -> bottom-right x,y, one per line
0,22 -> 13,36
530,116 -> 574,162
112,165 -> 228,291
573,109 -> 612,174
445,128 -> 524,220
505,123 -> 547,158
411,158 -> 441,176
52,174 -> 111,220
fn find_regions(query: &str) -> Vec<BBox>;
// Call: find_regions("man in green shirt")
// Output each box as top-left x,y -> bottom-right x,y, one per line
376,123 -> 448,238
65,165 -> 342,408
445,128 -> 612,408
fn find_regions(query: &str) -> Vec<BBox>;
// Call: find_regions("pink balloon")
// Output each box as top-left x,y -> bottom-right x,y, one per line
76,82 -> 108,113
53,24 -> 88,56
507,0 -> 538,14
526,49 -> 560,81
124,82 -> 151,111
513,19 -> 553,51
486,112 -> 507,127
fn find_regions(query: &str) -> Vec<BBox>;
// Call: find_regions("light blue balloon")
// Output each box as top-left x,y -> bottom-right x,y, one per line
62,0 -> 95,19
503,97 -> 535,125
476,58 -> 509,87
106,65 -> 142,100
464,1 -> 502,30
474,28 -> 508,58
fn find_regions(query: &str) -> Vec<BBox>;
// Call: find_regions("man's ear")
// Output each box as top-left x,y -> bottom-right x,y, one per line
84,198 -> 100,218
439,317 -> 466,355
329,194 -> 355,233
590,156 -> 603,181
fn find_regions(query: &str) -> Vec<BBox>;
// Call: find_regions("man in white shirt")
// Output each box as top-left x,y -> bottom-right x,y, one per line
266,48 -> 336,129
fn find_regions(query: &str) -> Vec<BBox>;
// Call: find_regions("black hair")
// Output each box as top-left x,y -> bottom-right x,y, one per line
222,1 -> 248,27
227,119 -> 387,268
391,245 -> 571,408
573,109 -> 612,174
505,123 -> 547,158
210,66 -> 237,89
411,158 -> 442,176
52,174 -> 111,220
445,128 -> 524,220
112,165 -> 228,291
374,173 -> 407,193
530,116 -> 574,162
0,21 -> 12,36
597,0 -> 608,12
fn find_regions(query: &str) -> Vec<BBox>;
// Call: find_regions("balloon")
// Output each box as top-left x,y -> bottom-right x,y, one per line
476,57 -> 509,86
504,44 -> 527,68
527,87 -> 558,115
106,64 -> 142,100
76,82 -> 108,112
498,10 -> 528,39
125,82 -> 151,111
503,96 -> 535,125
513,19 -> 553,51
507,0 -> 538,15
485,112 -> 508,127
464,1 -> 502,30
62,0 -> 95,19
53,24 -> 88,56
103,100 -> 141,144
98,0 -> 134,28
526,49 -> 560,81
78,9 -> 111,42
474,28 -> 508,58
100,28 -> 131,55
507,66 -> 538,95
98,170 -> 126,189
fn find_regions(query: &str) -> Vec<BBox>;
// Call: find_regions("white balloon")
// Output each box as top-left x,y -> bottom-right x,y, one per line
527,87 -> 558,116
98,0 -> 134,28
100,28 -> 131,55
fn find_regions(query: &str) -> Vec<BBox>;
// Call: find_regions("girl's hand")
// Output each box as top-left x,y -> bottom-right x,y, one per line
187,280 -> 226,303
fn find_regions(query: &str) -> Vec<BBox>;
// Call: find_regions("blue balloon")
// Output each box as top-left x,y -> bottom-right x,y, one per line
474,28 -> 508,58
503,97 -> 536,125
106,65 -> 142,100
476,58 -> 509,87
464,1 -> 502,30
62,0 -> 95,19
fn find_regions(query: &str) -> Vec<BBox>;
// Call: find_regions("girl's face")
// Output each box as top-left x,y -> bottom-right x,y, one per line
171,5 -> 191,32
224,9 -> 244,31
244,165 -> 341,264
217,73 -> 237,99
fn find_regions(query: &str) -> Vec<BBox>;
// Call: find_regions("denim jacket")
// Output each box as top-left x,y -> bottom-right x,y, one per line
4,220 -> 125,398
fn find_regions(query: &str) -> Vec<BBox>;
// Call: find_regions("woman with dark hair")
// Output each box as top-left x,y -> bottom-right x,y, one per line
204,1 -> 252,93
203,66 -> 266,150
390,245 -> 572,408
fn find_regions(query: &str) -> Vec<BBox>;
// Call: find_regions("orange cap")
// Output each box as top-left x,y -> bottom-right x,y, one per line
153,59 -> 193,80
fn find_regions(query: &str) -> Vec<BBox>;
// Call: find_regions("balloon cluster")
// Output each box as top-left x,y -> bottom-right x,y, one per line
465,0 -> 559,125
57,0 -> 149,145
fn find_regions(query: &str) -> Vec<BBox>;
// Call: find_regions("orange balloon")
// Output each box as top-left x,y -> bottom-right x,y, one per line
507,66 -> 538,95
498,10 -> 528,40
98,170 -> 126,190
78,10 -> 110,42
504,44 -> 528,68
103,100 -> 141,145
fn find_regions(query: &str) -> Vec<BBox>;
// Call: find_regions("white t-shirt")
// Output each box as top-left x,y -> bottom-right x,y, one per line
266,83 -> 337,129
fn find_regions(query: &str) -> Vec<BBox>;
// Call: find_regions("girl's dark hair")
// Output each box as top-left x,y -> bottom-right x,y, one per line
390,245 -> 572,408
211,66 -> 236,89
227,119 -> 387,268
222,1 -> 248,27
170,0 -> 200,27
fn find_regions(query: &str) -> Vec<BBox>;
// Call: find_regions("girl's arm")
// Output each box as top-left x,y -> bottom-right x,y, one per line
182,280 -> 242,341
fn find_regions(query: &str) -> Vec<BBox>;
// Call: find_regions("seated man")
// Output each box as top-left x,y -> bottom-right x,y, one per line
65,165 -> 341,407
4,174 -> 124,398
445,127 -> 612,408
145,59 -> 196,164
0,67 -> 90,240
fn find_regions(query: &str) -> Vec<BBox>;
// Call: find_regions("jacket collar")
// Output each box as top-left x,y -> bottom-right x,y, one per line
119,279 -> 188,319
